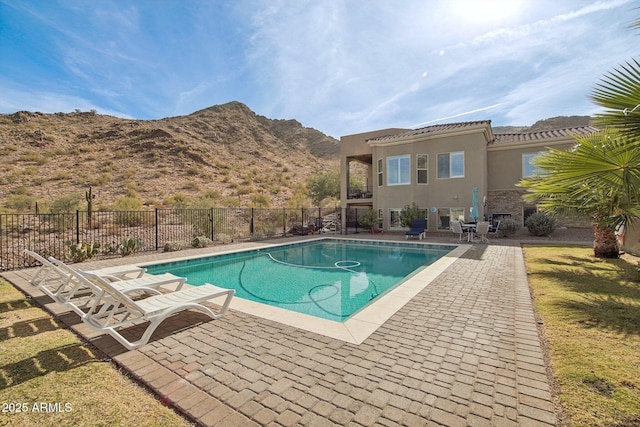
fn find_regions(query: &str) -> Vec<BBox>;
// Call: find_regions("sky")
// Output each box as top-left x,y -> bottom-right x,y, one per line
0,0 -> 638,138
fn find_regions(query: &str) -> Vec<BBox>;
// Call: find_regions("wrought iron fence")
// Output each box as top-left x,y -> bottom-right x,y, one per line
0,207 -> 353,271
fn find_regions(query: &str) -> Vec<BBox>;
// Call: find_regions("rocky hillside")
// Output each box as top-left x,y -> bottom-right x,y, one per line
493,115 -> 594,134
0,102 -> 339,211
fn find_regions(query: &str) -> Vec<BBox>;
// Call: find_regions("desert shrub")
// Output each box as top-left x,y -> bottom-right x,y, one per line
163,241 -> 188,252
237,185 -> 252,195
50,170 -> 71,181
122,167 -> 137,179
51,194 -> 83,213
112,196 -> 144,226
11,186 -> 30,195
6,195 -> 37,211
113,196 -> 143,211
498,218 -> 520,237
164,193 -> 184,208
192,236 -> 213,248
183,181 -> 200,190
202,189 -> 221,200
525,212 -> 557,236
251,194 -> 270,207
90,172 -> 111,186
19,151 -> 47,164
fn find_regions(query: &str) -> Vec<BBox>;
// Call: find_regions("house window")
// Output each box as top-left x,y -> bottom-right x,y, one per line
523,153 -> 543,178
387,155 -> 410,186
389,209 -> 403,230
417,154 -> 428,184
377,209 -> 384,229
437,151 -> 464,178
377,159 -> 383,186
437,207 -> 465,230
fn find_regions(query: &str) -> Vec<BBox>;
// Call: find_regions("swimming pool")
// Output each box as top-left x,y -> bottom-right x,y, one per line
144,239 -> 455,322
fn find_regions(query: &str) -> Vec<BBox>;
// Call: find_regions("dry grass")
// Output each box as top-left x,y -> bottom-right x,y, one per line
0,279 -> 193,427
523,246 -> 640,427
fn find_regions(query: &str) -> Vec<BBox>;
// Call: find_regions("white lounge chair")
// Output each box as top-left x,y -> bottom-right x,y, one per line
48,256 -> 185,316
78,270 -> 235,350
23,250 -> 186,317
24,249 -> 146,289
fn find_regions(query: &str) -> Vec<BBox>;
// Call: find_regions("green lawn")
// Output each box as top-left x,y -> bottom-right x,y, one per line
523,246 -> 640,427
0,279 -> 193,427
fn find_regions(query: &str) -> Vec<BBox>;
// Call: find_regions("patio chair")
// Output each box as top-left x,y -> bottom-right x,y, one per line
24,249 -> 150,303
474,221 -> 491,243
489,220 -> 501,235
24,249 -> 146,289
45,255 -> 186,316
450,221 -> 469,242
78,270 -> 235,350
405,218 -> 426,240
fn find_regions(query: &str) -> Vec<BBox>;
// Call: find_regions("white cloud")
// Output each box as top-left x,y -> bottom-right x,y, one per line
1,0 -> 638,137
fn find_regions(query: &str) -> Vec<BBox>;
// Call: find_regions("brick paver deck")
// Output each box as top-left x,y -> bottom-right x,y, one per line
3,236 -> 560,426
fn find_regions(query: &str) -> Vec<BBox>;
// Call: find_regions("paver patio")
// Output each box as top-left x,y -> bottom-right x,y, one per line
3,235 -> 566,426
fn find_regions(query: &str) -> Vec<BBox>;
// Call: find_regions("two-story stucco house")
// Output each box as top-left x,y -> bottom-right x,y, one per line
340,121 -> 597,233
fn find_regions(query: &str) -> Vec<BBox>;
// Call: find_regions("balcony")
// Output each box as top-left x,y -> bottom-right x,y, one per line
347,186 -> 373,199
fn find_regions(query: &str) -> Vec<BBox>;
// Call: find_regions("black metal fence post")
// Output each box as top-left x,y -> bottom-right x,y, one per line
75,210 -> 80,243
155,208 -> 159,250
210,208 -> 214,241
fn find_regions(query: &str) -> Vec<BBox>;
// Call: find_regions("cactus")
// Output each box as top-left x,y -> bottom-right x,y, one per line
120,237 -> 143,257
64,240 -> 100,262
86,186 -> 95,227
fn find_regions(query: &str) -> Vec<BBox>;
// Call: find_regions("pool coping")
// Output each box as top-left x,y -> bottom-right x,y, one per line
136,237 -> 471,344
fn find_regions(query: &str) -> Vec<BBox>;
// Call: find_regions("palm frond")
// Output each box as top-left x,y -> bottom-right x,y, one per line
591,59 -> 640,136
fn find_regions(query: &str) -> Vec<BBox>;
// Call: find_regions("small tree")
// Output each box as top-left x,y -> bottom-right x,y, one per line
358,209 -> 379,231
306,170 -> 339,205
400,203 -> 425,227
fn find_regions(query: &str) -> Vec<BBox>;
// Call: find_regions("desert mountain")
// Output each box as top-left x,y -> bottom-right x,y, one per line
0,102 -> 339,211
492,115 -> 594,134
1,107 -> 596,213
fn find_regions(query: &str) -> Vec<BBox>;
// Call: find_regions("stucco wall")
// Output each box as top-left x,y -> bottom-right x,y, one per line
371,130 -> 489,231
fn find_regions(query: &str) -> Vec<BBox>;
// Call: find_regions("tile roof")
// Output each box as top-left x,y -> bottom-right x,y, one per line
366,120 -> 492,142
492,126 -> 599,144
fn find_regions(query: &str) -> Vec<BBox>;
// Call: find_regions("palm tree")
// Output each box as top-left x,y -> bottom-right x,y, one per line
520,17 -> 640,258
520,130 -> 640,257
591,17 -> 640,137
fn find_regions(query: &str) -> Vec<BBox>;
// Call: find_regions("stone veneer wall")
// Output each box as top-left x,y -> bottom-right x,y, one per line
487,189 -> 528,225
487,189 -> 591,228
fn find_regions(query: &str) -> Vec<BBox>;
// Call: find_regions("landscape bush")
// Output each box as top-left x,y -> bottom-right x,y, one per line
358,209 -> 379,231
163,241 -> 188,252
525,212 -> 557,236
498,218 -> 520,237
191,236 -> 213,248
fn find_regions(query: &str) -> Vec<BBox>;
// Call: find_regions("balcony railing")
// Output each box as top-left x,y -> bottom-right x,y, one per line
347,186 -> 373,199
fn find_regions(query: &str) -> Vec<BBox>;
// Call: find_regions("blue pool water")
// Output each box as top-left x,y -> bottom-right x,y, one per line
144,239 -> 454,322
